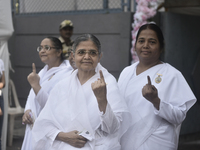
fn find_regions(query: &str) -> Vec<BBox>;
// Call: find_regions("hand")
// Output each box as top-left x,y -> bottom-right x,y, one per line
27,63 -> 41,95
56,130 -> 87,148
22,109 -> 34,125
142,76 -> 160,110
27,63 -> 40,88
91,70 -> 107,113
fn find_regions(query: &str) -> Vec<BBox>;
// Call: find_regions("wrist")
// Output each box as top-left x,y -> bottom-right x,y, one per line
153,97 -> 160,110
56,132 -> 66,141
98,100 -> 107,113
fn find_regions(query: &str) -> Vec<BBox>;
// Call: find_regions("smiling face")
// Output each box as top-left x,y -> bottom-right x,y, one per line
39,38 -> 62,68
73,40 -> 101,74
135,29 -> 161,63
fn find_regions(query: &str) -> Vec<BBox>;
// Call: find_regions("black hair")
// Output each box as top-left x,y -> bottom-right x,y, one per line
135,23 -> 165,50
72,34 -> 101,55
46,36 -> 65,61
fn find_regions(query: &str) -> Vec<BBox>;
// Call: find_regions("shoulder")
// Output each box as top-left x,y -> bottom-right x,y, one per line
51,77 -> 70,94
58,36 -> 64,43
119,62 -> 138,78
160,63 -> 187,84
97,64 -> 117,84
164,63 -> 183,76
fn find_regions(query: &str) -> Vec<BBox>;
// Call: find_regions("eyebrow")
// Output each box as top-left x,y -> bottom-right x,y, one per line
138,37 -> 157,41
77,49 -> 97,51
149,38 -> 157,41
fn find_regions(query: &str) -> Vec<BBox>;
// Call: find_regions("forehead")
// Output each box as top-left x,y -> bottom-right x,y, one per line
76,40 -> 98,50
40,38 -> 53,46
138,29 -> 158,40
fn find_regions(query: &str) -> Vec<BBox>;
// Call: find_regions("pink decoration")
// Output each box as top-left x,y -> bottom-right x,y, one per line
131,0 -> 160,64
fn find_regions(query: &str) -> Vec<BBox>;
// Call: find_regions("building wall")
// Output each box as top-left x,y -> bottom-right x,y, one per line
8,12 -> 132,107
160,12 -> 200,135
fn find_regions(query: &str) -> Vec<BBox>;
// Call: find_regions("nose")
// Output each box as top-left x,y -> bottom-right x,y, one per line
84,52 -> 91,59
40,48 -> 46,52
143,41 -> 149,49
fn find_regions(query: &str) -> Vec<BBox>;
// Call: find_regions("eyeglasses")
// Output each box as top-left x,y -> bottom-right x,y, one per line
37,45 -> 57,52
76,50 -> 99,57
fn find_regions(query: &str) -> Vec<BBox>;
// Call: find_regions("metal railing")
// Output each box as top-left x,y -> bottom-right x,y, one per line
12,0 -> 133,16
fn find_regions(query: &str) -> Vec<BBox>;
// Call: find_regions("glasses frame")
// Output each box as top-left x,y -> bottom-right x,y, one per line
76,50 -> 99,57
37,45 -> 57,52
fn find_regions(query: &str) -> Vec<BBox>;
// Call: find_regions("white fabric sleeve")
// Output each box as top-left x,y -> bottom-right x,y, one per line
35,88 -> 49,109
46,128 -> 61,146
154,100 -> 187,125
99,103 -> 122,134
24,90 -> 34,112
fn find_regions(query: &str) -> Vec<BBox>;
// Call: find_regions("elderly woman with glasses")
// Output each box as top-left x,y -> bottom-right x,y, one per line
31,34 -> 130,150
21,37 -> 73,150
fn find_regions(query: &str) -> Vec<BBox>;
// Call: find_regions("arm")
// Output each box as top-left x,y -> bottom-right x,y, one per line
154,101 -> 187,125
99,103 -> 122,134
143,76 -> 196,125
35,88 -> 49,109
92,70 -> 122,134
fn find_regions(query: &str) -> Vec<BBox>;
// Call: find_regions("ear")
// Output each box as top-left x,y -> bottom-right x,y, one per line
70,51 -> 75,59
57,49 -> 62,57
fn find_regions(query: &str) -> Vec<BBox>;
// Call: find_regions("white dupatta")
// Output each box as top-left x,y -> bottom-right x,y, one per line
21,60 -> 73,150
119,61 -> 196,150
32,63 -> 130,150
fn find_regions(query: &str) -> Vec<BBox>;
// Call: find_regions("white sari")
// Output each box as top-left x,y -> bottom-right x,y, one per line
32,63 -> 130,150
118,61 -> 196,150
21,60 -> 73,150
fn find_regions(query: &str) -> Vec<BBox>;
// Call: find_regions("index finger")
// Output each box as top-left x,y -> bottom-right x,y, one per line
32,63 -> 36,73
99,70 -> 105,83
147,76 -> 151,85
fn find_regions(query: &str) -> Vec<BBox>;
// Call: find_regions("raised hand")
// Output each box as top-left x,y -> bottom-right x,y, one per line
142,76 -> 160,110
27,63 -> 41,95
56,130 -> 87,148
91,70 -> 107,113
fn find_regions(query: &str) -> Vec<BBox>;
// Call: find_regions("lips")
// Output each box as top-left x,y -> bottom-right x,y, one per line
82,62 -> 92,64
141,51 -> 150,54
82,62 -> 92,63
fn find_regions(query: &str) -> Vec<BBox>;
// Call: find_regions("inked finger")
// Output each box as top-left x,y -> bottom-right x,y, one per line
147,76 -> 151,85
99,70 -> 105,83
32,63 -> 36,73
152,85 -> 157,91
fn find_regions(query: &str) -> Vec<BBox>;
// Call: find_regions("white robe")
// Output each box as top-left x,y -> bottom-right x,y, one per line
118,62 -> 196,150
32,63 -> 130,150
21,60 -> 73,150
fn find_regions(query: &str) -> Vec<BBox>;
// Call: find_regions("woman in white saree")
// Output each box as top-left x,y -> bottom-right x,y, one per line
21,37 -> 73,150
119,23 -> 197,150
32,34 -> 130,150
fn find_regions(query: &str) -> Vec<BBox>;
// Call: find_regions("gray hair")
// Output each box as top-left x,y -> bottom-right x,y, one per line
72,34 -> 101,55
